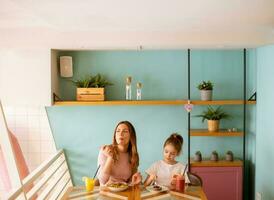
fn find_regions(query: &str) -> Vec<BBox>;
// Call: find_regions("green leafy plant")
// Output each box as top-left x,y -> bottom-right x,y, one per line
197,80 -> 213,90
71,74 -> 113,88
226,150 -> 233,155
195,151 -> 202,155
195,106 -> 231,122
212,150 -> 218,155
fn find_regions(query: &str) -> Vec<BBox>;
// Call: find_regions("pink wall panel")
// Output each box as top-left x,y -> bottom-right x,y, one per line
191,166 -> 242,200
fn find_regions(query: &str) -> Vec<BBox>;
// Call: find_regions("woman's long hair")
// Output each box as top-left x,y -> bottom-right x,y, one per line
112,121 -> 139,173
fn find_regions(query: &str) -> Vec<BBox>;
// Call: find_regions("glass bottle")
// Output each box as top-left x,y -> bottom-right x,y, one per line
126,76 -> 132,100
136,82 -> 142,100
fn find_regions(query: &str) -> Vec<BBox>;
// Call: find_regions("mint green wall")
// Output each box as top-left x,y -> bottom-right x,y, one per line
58,50 -> 188,100
255,45 -> 274,200
47,50 -> 254,186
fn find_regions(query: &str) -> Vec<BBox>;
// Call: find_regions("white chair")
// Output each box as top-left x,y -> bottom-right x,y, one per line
6,149 -> 72,200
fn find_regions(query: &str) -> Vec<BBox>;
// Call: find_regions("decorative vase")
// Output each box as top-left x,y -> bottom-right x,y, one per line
194,151 -> 202,162
200,90 -> 212,101
210,151 -> 219,161
226,151 -> 234,161
207,120 -> 219,132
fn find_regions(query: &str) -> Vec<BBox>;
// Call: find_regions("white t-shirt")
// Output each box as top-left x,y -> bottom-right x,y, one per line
145,160 -> 187,187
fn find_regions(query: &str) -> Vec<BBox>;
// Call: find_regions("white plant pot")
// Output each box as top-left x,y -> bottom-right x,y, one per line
200,90 -> 212,101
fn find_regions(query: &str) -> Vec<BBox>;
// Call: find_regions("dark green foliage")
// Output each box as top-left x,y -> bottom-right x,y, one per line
197,80 -> 213,90
71,74 -> 113,88
195,106 -> 231,122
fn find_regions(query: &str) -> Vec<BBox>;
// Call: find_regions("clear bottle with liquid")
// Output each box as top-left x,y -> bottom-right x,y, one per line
126,76 -> 132,100
136,82 -> 142,100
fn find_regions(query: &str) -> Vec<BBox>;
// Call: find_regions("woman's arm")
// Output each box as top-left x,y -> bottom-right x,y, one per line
130,172 -> 142,185
97,145 -> 114,185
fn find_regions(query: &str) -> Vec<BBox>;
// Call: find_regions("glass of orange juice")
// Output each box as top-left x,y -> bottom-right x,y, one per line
82,177 -> 95,192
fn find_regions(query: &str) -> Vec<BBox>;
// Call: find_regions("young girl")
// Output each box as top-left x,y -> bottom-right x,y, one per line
144,133 -> 187,188
97,121 -> 142,185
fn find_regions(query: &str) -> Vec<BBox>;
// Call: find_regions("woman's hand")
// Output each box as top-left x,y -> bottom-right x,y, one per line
131,172 -> 142,185
102,145 -> 114,158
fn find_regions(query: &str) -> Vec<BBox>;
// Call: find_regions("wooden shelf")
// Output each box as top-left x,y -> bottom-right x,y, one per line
53,100 -> 256,106
191,100 -> 256,105
53,100 -> 188,106
190,129 -> 243,137
190,159 -> 243,167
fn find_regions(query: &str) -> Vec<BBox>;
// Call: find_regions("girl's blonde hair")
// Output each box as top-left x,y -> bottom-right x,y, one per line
164,133 -> 184,154
112,121 -> 139,173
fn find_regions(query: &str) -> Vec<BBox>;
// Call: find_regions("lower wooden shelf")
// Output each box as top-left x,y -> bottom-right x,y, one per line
190,159 -> 243,167
190,129 -> 243,137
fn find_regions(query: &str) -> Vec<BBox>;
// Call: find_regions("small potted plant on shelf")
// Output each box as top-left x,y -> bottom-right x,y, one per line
197,80 -> 213,101
72,74 -> 113,101
210,150 -> 219,161
194,151 -> 202,162
225,150 -> 234,161
195,106 -> 230,132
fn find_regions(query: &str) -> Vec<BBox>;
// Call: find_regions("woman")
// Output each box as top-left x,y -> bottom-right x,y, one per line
97,121 -> 142,185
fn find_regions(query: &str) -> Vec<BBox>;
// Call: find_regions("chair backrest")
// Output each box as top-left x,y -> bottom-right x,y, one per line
7,149 -> 72,200
187,172 -> 203,186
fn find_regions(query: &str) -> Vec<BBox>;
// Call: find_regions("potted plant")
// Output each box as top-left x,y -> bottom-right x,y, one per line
210,150 -> 219,161
194,151 -> 202,162
195,106 -> 230,132
72,74 -> 113,101
197,80 -> 213,101
225,150 -> 234,161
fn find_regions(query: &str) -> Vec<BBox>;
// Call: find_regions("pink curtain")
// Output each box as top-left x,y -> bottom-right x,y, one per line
0,131 -> 29,191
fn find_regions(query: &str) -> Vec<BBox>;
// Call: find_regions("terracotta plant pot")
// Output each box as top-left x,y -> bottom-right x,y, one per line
200,90 -> 212,101
207,120 -> 219,132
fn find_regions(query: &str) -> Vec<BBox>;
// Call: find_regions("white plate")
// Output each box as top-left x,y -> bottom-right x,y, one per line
146,185 -> 169,193
107,183 -> 128,192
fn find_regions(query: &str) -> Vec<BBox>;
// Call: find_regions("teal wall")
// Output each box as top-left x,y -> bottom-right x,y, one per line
47,50 -> 254,186
255,45 -> 274,200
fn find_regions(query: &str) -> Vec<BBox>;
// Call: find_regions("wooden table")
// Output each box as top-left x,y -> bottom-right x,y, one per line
61,185 -> 208,200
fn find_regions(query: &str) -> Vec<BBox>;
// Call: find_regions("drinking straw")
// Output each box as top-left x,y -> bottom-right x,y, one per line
93,165 -> 100,179
182,164 -> 188,176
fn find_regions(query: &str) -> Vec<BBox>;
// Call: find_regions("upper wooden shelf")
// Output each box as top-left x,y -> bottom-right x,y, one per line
190,129 -> 243,137
190,159 -> 243,167
53,100 -> 256,106
53,100 -> 187,106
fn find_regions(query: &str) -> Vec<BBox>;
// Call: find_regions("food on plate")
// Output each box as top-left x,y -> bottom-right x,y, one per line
152,185 -> 162,191
107,183 -> 128,188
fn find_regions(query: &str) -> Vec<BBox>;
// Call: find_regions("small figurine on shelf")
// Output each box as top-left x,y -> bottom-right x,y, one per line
210,150 -> 219,161
226,150 -> 234,161
194,151 -> 202,162
136,82 -> 142,100
184,100 -> 193,113
125,76 -> 132,100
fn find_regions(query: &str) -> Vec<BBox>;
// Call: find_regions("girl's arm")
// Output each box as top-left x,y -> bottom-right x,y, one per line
143,174 -> 156,187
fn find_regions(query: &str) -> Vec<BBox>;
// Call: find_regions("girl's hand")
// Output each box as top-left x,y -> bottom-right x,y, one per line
171,174 -> 181,186
102,145 -> 114,158
131,172 -> 142,185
